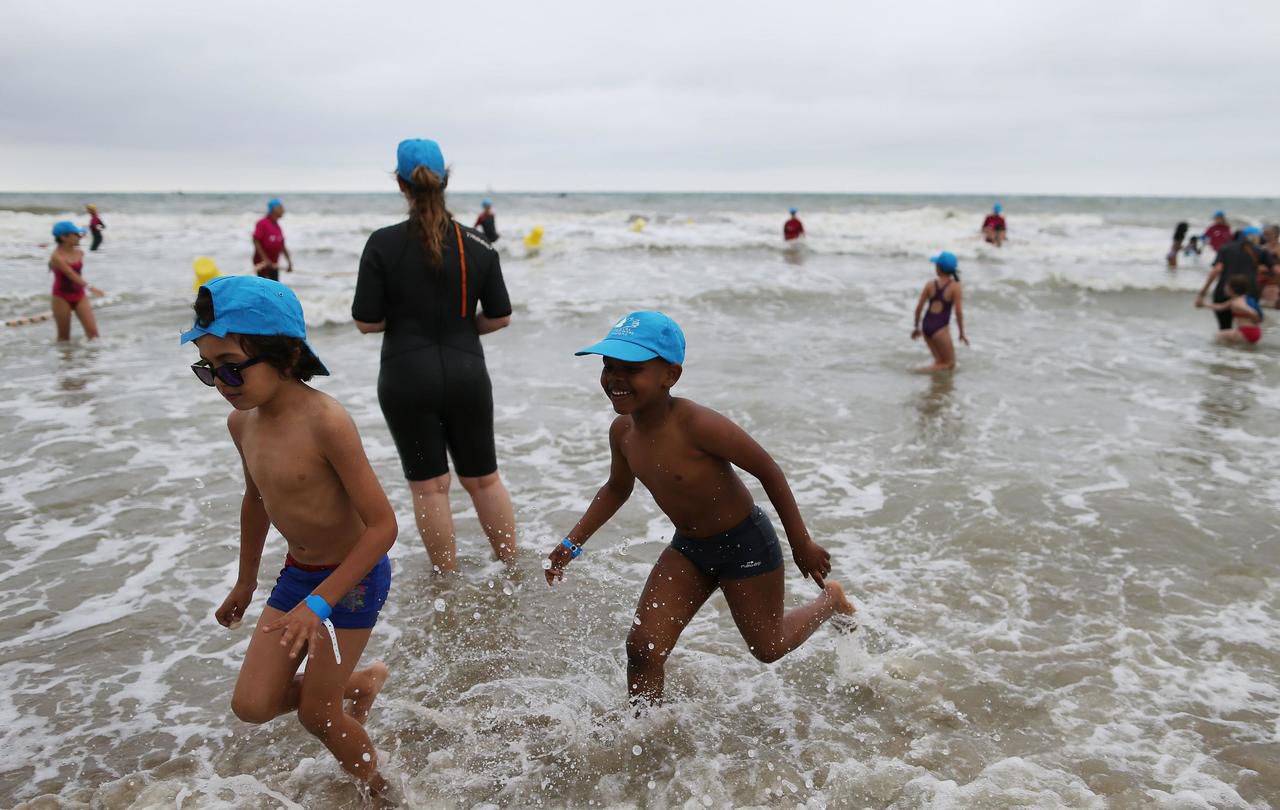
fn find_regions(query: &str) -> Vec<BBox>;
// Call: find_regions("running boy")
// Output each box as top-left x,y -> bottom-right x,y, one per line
544,312 -> 854,704
183,276 -> 396,791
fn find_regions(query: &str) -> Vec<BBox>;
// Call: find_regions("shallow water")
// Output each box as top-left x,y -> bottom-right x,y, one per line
2,192 -> 1279,808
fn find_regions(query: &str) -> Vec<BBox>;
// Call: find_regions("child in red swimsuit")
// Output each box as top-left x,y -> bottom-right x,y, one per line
1197,275 -> 1263,345
48,220 -> 104,341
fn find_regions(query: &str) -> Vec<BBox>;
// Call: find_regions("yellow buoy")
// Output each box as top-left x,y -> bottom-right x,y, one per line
629,217 -> 647,233
193,256 -> 220,290
523,226 -> 544,250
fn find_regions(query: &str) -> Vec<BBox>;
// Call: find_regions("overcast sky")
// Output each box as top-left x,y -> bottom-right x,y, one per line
2,1 -> 1277,195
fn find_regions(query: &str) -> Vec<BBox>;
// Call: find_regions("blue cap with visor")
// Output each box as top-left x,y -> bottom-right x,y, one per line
576,311 -> 686,364
52,220 -> 87,238
179,275 -> 329,375
931,251 -> 959,273
396,138 -> 446,183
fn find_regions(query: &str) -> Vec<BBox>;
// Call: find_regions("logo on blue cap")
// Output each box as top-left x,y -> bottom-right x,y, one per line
575,311 -> 686,364
397,139 -> 446,183
930,251 -> 959,273
52,220 -> 86,238
180,276 -> 329,375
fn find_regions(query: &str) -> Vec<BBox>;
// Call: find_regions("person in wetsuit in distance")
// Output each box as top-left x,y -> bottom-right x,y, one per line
352,138 -> 517,573
475,198 -> 499,243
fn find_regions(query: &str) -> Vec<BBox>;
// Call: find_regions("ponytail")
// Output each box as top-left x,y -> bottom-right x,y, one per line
402,165 -> 452,267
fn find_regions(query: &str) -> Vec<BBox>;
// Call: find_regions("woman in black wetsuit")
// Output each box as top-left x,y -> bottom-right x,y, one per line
352,138 -> 517,572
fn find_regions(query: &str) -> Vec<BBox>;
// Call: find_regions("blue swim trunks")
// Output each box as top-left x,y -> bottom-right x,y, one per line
266,554 -> 392,629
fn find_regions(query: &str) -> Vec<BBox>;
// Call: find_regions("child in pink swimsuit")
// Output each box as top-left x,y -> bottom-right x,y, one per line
48,220 -> 104,341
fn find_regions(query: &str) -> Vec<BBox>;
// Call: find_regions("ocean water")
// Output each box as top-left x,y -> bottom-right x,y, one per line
1,192 -> 1278,809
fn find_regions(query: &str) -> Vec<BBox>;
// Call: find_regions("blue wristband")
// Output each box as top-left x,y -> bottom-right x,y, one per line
561,537 -> 582,559
304,594 -> 333,621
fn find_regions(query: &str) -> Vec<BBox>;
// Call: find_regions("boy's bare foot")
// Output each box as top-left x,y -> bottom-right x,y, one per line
347,661 -> 390,726
824,581 -> 856,616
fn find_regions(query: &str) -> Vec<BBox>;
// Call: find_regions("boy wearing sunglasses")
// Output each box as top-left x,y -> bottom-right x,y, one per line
182,276 -> 397,792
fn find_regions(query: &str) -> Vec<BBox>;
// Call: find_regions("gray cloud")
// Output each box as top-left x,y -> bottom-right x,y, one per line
2,0 -> 1277,194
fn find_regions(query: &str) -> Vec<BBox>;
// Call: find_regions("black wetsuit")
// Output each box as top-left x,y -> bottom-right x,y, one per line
352,219 -> 512,480
1212,239 -> 1272,329
476,211 -> 499,243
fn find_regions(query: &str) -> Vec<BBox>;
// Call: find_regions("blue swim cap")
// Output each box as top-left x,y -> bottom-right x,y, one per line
180,276 -> 329,375
52,220 -> 87,238
1214,209 -> 1225,218
930,251 -> 959,273
396,138 -> 446,183
267,198 -> 283,213
575,311 -> 686,365
789,208 -> 798,215
993,203 -> 1003,214
1241,226 -> 1263,237
482,198 -> 492,208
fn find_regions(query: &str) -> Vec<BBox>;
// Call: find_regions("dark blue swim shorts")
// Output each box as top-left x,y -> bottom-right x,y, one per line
671,505 -> 785,580
266,554 -> 392,629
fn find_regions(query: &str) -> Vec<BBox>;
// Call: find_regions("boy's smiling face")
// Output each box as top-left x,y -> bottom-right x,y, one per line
193,333 -> 284,410
599,356 -> 680,414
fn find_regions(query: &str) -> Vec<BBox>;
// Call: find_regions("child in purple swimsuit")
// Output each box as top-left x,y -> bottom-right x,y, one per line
911,251 -> 969,371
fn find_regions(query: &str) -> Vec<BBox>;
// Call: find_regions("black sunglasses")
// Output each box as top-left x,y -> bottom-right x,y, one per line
191,356 -> 266,387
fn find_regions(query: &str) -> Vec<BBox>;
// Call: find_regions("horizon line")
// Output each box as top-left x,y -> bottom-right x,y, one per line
2,189 -> 1277,201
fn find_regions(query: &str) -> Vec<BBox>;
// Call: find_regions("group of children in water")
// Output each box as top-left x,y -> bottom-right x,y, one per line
179,273 -> 855,792
1177,211 -> 1280,346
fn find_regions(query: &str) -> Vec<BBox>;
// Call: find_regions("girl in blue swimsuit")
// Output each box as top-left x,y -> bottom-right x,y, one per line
911,251 -> 969,371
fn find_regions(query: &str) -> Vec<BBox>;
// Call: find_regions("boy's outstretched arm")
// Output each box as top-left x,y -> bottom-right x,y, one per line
263,405 -> 398,660
688,408 -> 832,588
546,419 -> 635,585
216,412 -> 271,627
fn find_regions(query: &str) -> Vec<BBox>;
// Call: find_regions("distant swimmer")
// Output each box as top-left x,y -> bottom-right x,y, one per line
911,251 -> 969,371
545,312 -> 855,705
86,204 -> 105,251
783,207 -> 805,241
1195,226 -> 1274,330
182,276 -> 395,794
1197,275 -> 1263,345
48,220 -> 104,341
1203,210 -> 1232,252
252,198 -> 293,281
1167,222 -> 1189,268
474,198 -> 499,242
981,203 -> 1006,247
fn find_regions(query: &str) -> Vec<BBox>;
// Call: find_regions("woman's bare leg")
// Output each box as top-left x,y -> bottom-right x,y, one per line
72,297 -> 99,339
458,471 -> 517,563
408,473 -> 457,573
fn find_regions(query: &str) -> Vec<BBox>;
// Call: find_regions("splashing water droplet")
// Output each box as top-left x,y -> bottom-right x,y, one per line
503,583 -> 514,595
633,616 -> 642,625
362,752 -> 371,762
748,749 -> 757,758
647,780 -> 655,790
194,478 -> 205,489
473,611 -> 482,620
542,559 -> 552,570
632,745 -> 642,755
647,642 -> 655,650
434,598 -> 446,612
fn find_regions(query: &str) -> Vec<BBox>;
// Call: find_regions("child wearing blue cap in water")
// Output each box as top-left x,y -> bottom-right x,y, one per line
475,198 -> 499,242
252,199 -> 293,280
48,220 -> 105,341
912,251 -> 969,371
545,312 -> 855,704
183,276 -> 396,792
982,203 -> 1006,247
784,208 -> 805,241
